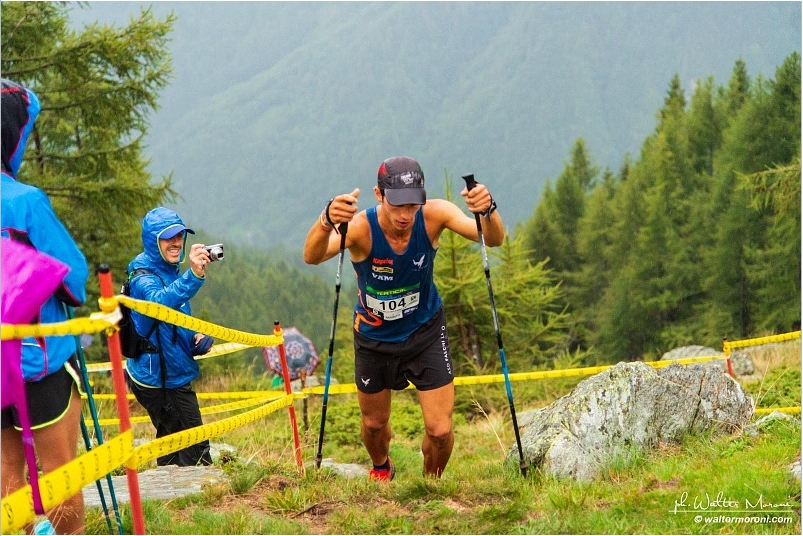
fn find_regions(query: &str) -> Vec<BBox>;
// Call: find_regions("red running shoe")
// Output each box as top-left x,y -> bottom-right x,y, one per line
368,457 -> 396,481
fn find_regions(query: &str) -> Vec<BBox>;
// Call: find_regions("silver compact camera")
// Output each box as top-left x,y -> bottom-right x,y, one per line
204,243 -> 224,262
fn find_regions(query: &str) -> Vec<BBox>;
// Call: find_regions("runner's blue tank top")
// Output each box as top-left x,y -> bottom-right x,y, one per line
352,205 -> 442,342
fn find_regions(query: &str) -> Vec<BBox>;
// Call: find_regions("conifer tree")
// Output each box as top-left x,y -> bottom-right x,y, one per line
573,168 -> 619,348
687,76 -> 722,176
741,53 -> 801,332
435,173 -> 570,374
720,58 -> 751,117
741,159 -> 801,333
1,2 -> 176,298
707,53 -> 801,337
696,59 -> 759,340
523,138 -> 597,276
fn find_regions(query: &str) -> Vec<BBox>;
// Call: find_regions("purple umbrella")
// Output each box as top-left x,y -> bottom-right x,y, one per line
263,326 -> 320,381
1,238 -> 70,515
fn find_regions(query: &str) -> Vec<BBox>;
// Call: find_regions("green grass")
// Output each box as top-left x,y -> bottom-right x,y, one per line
82,343 -> 801,534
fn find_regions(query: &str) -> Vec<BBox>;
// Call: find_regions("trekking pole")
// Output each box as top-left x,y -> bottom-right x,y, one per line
66,306 -> 124,534
461,174 -> 529,477
315,220 -> 348,469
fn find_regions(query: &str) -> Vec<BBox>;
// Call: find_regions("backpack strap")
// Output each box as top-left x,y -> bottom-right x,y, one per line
128,268 -> 169,389
128,268 -> 165,339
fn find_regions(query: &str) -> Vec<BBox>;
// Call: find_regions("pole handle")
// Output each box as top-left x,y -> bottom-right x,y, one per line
462,173 -> 477,191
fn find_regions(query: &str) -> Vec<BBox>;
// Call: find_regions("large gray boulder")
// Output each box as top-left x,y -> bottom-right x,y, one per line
509,362 -> 754,481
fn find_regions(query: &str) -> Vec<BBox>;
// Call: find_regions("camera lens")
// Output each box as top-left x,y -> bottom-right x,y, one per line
205,244 -> 224,261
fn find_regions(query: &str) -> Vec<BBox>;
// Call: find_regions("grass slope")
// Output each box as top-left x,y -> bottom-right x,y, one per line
83,341 -> 801,534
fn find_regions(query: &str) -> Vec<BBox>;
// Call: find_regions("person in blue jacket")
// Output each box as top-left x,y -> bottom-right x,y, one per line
125,206 -> 216,466
1,79 -> 89,534
303,156 -> 503,481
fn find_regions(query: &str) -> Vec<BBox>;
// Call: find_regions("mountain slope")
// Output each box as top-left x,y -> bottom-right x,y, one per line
69,1 -> 801,249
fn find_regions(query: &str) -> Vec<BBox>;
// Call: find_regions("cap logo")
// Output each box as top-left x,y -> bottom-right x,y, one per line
388,170 -> 423,187
399,172 -> 415,185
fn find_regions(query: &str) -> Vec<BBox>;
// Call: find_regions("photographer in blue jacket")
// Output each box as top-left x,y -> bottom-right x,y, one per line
125,206 -> 217,466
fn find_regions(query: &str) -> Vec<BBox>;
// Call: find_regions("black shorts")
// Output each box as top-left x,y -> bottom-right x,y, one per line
354,307 -> 453,394
1,354 -> 85,431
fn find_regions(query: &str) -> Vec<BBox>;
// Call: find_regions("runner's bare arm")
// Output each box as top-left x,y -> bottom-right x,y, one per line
430,184 -> 504,247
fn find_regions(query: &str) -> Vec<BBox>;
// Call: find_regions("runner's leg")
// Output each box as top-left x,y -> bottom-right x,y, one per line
357,388 -> 392,466
417,382 -> 455,477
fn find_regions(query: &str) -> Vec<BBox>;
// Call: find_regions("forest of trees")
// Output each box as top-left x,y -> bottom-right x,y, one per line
2,3 -> 799,380
521,56 -> 801,363
1,2 -> 176,294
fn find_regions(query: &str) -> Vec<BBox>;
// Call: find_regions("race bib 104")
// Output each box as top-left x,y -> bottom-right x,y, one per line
365,289 -> 420,320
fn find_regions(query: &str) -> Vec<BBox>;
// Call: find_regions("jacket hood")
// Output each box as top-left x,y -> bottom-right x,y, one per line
1,79 -> 41,178
138,207 -> 193,267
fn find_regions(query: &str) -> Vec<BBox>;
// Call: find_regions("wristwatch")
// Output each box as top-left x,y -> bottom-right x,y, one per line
483,196 -> 497,218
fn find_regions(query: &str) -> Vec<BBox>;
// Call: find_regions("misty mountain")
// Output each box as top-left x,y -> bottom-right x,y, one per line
69,1 -> 801,250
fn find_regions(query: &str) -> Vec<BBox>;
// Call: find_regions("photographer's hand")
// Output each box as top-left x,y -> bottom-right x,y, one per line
189,243 -> 210,278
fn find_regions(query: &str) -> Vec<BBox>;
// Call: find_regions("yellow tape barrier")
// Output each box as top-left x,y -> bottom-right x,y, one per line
87,393 -> 291,428
1,309 -> 122,341
753,406 -> 801,415
84,341 -> 254,373
126,395 -> 292,468
1,431 -> 134,533
109,295 -> 283,347
301,355 -> 729,395
1,296 -> 281,348
723,330 -> 801,354
86,390 -> 287,402
1,295 -> 287,533
3,395 -> 293,533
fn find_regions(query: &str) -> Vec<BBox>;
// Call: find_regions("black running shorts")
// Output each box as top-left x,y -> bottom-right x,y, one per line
1,354 -> 85,431
353,307 -> 453,394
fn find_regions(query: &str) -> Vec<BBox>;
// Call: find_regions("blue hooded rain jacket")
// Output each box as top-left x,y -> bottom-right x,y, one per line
1,79 -> 89,381
125,207 -> 205,389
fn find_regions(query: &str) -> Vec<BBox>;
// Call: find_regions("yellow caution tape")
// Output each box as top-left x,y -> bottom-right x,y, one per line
1,431 -> 134,533
202,342 -> 253,358
88,415 -> 154,427
85,390 -> 287,402
2,296 -> 280,346
127,395 -> 292,467
301,355 -> 728,395
5,298 -> 797,535
84,342 -> 258,373
724,331 -> 801,354
107,295 -> 283,347
196,390 -> 287,400
86,393 -> 289,427
753,406 -> 801,415
1,309 -> 121,341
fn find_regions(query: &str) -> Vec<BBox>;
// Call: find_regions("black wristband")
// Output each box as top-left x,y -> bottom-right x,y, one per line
324,199 -> 340,234
482,196 -> 497,218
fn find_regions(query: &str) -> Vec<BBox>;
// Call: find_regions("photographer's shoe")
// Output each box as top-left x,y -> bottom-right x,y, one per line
368,457 -> 395,482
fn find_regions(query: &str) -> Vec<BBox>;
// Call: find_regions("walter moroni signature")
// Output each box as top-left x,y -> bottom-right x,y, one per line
673,491 -> 794,514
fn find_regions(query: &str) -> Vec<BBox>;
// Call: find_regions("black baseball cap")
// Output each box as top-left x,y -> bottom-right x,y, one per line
377,156 -> 426,206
